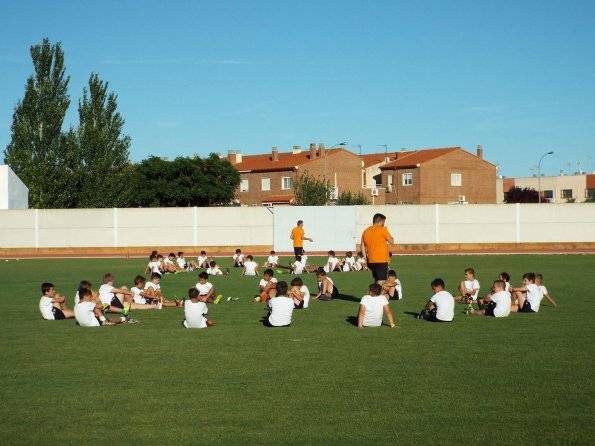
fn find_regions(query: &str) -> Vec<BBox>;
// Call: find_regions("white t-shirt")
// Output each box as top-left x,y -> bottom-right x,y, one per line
148,261 -> 161,274
356,258 -> 366,270
268,296 -> 294,326
464,279 -> 480,300
243,260 -> 257,276
74,291 -> 81,305
144,282 -> 160,292
360,294 -> 389,327
39,296 -> 55,320
430,290 -> 455,322
197,255 -> 208,266
396,278 -> 403,299
195,282 -> 214,296
324,257 -> 339,273
184,300 -> 208,328
99,284 -> 115,305
504,281 -> 511,292
342,256 -> 356,272
75,301 -> 100,327
176,257 -> 186,269
538,285 -> 548,296
259,277 -> 278,289
301,285 -> 311,309
267,255 -> 279,265
491,290 -> 511,317
233,253 -> 244,263
207,266 -> 223,276
526,283 -> 543,312
293,261 -> 304,274
131,286 -> 147,304
163,257 -> 174,265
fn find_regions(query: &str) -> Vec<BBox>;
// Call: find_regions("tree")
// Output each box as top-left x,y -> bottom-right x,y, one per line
75,73 -> 132,207
504,186 -> 540,203
4,38 -> 72,208
130,154 -> 240,207
337,190 -> 371,205
293,171 -> 331,206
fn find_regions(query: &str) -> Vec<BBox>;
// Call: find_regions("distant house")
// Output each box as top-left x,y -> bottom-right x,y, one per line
499,173 -> 595,203
379,146 -> 497,204
0,165 -> 29,209
227,144 -> 363,206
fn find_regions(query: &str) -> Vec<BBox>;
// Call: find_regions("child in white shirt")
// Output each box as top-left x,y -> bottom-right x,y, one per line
145,254 -> 162,275
383,269 -> 403,300
455,268 -> 480,307
469,280 -> 511,317
357,283 -> 396,328
254,269 -> 278,303
39,282 -> 75,320
176,251 -> 197,272
323,250 -> 341,273
355,251 -> 368,271
265,281 -> 294,327
144,273 -> 180,308
242,255 -> 259,276
264,250 -> 279,268
197,251 -> 209,269
76,288 -> 127,326
535,273 -> 558,308
207,260 -> 223,276
289,277 -> 310,309
233,249 -> 244,268
183,288 -> 215,328
195,272 -> 222,304
341,251 -> 356,272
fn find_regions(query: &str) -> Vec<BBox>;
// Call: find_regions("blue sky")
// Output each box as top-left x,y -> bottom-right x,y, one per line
1,0 -> 594,177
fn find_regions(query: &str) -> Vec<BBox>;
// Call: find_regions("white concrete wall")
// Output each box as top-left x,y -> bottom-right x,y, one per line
0,204 -> 594,250
0,165 -> 29,210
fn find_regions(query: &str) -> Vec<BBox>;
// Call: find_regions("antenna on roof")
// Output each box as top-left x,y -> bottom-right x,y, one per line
378,144 -> 388,162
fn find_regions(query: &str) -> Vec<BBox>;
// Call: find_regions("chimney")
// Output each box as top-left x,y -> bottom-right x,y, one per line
292,145 -> 301,154
309,143 -> 317,158
272,146 -> 279,162
477,145 -> 483,160
228,149 -> 242,164
319,143 -> 325,157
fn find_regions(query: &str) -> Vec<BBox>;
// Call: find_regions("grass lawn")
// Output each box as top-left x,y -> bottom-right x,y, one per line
1,254 -> 594,445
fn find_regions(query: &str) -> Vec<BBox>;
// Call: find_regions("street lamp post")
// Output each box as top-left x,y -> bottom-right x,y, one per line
538,151 -> 554,203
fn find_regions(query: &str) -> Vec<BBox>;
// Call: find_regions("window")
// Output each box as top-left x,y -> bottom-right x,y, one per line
261,177 -> 270,191
561,189 -> 573,199
282,176 -> 291,190
402,172 -> 413,186
587,189 -> 595,200
240,179 -> 249,192
543,190 -> 554,199
388,174 -> 393,186
451,173 -> 462,186
400,201 -> 414,205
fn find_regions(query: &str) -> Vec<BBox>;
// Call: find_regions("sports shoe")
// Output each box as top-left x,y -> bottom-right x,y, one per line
102,320 -> 115,326
214,294 -> 223,305
101,303 -> 110,312
156,300 -> 163,310
252,295 -> 261,303
128,318 -> 140,324
206,320 -> 215,326
122,303 -> 132,316
176,300 -> 184,307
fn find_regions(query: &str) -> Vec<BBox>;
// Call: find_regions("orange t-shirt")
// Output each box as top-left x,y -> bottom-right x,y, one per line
291,227 -> 305,248
361,225 -> 393,263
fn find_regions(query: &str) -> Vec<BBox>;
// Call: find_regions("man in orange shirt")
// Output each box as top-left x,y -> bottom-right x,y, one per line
290,220 -> 313,260
361,213 -> 394,285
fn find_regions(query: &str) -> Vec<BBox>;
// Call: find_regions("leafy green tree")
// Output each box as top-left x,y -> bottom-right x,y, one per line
130,154 -> 240,207
4,38 -> 72,208
293,171 -> 331,206
75,73 -> 132,207
337,190 -> 371,205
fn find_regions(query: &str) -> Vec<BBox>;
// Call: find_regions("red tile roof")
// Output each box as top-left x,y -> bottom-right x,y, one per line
262,194 -> 295,203
379,147 -> 461,169
230,148 -> 352,172
360,152 -> 405,168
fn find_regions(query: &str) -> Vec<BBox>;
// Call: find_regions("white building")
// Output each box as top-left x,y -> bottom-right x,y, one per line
0,165 -> 29,209
498,173 -> 595,203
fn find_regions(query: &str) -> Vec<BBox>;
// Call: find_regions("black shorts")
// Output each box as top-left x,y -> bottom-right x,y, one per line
485,302 -> 496,317
519,300 -> 535,313
294,247 -> 304,258
368,263 -> 389,281
263,318 -> 291,328
294,300 -> 304,309
110,296 -> 124,309
424,309 -> 449,322
52,307 -> 65,320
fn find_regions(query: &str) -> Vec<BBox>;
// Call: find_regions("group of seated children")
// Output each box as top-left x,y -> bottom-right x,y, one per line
145,251 -> 198,275
323,251 -> 368,273
415,268 -> 558,323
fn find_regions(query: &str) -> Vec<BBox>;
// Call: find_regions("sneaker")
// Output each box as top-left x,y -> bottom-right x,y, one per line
176,300 -> 184,308
102,320 -> 115,326
101,303 -> 110,312
252,295 -> 261,303
127,318 -> 140,324
122,303 -> 132,316
227,296 -> 232,302
156,301 -> 163,310
214,294 -> 223,305
206,320 -> 215,326
174,270 -> 181,275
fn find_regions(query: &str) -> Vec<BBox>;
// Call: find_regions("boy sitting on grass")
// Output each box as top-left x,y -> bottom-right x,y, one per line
510,272 -> 556,313
264,250 -> 279,268
207,260 -> 223,276
313,268 -> 339,301
176,251 -> 197,272
183,288 -> 215,328
254,269 -> 277,303
289,277 -> 310,309
195,271 -> 222,304
76,280 -> 131,315
357,283 -> 396,328
264,281 -> 293,327
130,275 -> 161,310
383,269 -> 402,301
99,273 -> 134,311
536,273 -> 558,308
233,249 -> 244,268
418,278 -> 454,322
39,282 -> 75,320
144,272 -> 180,308
468,280 -> 511,317
242,255 -> 259,276
75,288 -> 128,327
454,268 -> 480,309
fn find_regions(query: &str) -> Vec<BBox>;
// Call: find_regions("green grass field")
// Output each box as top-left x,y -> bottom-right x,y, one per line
1,254 -> 594,445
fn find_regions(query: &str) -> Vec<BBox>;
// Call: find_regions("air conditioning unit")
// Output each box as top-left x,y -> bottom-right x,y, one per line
371,188 -> 379,197
458,195 -> 466,203
329,187 -> 339,200
386,184 -> 393,192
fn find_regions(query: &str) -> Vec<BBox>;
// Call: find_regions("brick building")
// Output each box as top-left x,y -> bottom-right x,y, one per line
227,144 -> 364,206
498,173 -> 595,203
380,146 -> 497,204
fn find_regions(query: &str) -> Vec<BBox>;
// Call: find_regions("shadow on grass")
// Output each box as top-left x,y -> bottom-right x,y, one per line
336,294 -> 360,302
404,311 -> 422,319
345,316 -> 358,326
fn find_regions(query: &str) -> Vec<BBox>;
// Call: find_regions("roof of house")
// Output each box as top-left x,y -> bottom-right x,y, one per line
360,152 -> 404,168
377,147 -> 499,170
262,194 -> 295,203
230,148 -> 353,173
